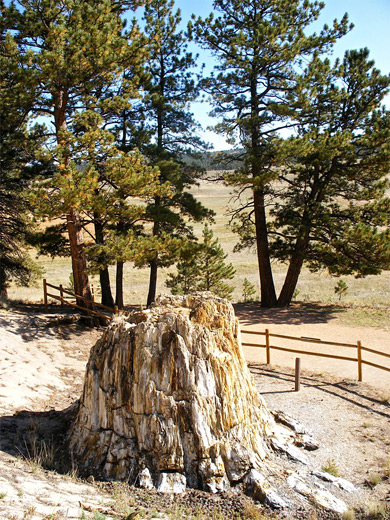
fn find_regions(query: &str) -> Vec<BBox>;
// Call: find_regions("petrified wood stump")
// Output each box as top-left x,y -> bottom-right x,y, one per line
70,293 -> 281,494
70,293 -> 356,513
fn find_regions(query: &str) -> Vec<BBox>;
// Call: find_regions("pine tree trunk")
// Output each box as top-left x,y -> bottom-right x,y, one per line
0,268 -> 7,300
116,261 -> 124,309
147,257 -> 158,307
93,216 -> 114,308
277,233 -> 310,307
100,268 -> 114,308
54,90 -> 91,309
147,201 -> 161,308
253,187 -> 277,307
66,210 -> 92,308
249,72 -> 277,308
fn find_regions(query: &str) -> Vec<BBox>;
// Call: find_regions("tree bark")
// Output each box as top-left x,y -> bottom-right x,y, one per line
147,257 -> 158,307
0,268 -> 7,300
249,71 -> 277,308
147,199 -> 161,307
93,216 -> 114,308
66,209 -> 92,308
100,268 -> 114,308
116,261 -> 124,309
277,232 -> 310,307
253,187 -> 278,307
54,89 -> 92,309
278,177 -> 326,307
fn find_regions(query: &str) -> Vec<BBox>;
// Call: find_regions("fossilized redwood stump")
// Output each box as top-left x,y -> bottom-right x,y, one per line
69,293 -> 279,494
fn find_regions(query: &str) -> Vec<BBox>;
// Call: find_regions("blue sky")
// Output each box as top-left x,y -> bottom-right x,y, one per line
168,0 -> 390,150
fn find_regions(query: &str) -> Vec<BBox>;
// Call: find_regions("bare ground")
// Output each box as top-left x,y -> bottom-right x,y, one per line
0,302 -> 389,519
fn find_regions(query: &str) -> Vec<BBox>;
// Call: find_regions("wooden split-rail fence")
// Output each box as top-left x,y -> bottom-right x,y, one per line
43,279 -> 389,383
43,279 -> 129,321
241,328 -> 390,383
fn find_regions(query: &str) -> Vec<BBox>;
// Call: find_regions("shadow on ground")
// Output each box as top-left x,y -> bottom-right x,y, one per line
234,302 -> 346,326
249,363 -> 390,420
0,302 -> 108,342
2,302 -> 146,342
0,405 -> 76,475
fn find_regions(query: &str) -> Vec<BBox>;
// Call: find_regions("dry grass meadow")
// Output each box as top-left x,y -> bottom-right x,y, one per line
7,179 -> 390,327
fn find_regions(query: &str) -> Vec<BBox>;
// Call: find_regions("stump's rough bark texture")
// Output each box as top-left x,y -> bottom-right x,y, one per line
69,293 -> 278,492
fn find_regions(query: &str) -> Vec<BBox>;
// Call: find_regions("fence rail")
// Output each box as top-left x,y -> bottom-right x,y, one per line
43,279 -> 119,321
241,328 -> 390,382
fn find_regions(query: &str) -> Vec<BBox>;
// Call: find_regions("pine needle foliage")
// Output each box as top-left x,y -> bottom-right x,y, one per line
166,224 -> 236,299
2,0 -> 149,304
0,21 -> 44,297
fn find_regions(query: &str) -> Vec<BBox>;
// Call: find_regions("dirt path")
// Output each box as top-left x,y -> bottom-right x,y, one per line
235,303 -> 390,393
233,303 -> 390,509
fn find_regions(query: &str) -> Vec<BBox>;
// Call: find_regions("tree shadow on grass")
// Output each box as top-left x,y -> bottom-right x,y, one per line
234,301 -> 346,327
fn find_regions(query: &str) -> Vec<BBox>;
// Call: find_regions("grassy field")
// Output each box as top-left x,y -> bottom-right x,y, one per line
7,179 -> 390,325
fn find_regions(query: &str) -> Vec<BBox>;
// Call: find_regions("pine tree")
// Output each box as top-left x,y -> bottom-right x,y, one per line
2,0 -> 147,306
129,0 -> 212,307
273,50 -> 390,306
192,0 -> 350,307
31,107 -> 168,309
166,224 -> 235,299
82,150 -> 170,309
242,278 -> 256,302
0,18 -> 44,298
229,49 -> 390,306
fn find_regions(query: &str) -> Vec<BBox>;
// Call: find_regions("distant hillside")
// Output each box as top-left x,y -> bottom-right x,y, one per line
182,149 -> 244,171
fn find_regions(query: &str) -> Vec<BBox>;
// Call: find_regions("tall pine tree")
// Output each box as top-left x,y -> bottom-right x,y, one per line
129,0 -> 212,306
2,0 -> 146,306
192,0 -> 350,307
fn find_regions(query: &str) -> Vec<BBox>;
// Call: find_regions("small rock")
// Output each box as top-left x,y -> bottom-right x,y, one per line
295,433 -> 320,451
203,477 -> 228,493
312,471 -> 358,493
271,439 -> 308,465
138,468 -> 154,490
244,469 -> 287,509
264,489 -> 288,510
312,470 -> 338,483
273,411 -> 307,435
156,473 -> 186,493
274,412 -> 319,451
287,474 -> 348,514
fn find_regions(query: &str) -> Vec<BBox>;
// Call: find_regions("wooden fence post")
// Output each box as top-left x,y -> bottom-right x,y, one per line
59,284 -> 64,307
43,279 -> 48,309
265,329 -> 270,364
295,358 -> 301,391
357,341 -> 363,382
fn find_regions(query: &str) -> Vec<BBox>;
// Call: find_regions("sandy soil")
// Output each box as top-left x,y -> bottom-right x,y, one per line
0,303 -> 389,519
